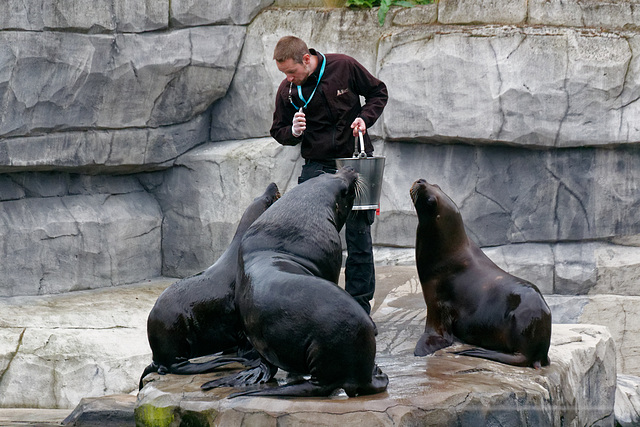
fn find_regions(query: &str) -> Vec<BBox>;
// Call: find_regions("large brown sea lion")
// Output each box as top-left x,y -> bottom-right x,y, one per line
139,183 -> 280,389
410,179 -> 551,368
202,167 -> 388,397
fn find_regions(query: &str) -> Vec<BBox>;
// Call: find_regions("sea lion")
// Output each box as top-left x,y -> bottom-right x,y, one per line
410,179 -> 551,368
139,183 -> 280,389
202,167 -> 388,397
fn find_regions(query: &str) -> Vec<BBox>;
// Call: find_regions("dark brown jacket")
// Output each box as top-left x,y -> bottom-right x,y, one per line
270,50 -> 388,161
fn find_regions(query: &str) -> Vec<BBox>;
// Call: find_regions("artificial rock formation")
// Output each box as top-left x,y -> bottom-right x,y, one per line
0,0 -> 637,294
0,0 -> 638,420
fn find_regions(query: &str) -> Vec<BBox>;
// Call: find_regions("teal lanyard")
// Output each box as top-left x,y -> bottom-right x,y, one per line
290,52 -> 326,110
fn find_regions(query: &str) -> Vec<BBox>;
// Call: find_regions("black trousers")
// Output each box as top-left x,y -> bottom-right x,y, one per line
299,161 -> 376,315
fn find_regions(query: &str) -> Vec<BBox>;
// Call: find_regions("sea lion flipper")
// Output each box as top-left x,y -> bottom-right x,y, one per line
201,360 -> 277,390
226,381 -> 337,399
452,348 -> 530,367
228,367 -> 390,399
414,329 -> 453,356
169,356 -> 255,375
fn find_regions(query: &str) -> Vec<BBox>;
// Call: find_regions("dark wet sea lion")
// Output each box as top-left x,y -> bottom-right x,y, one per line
410,179 -> 551,368
139,183 -> 280,389
202,167 -> 388,397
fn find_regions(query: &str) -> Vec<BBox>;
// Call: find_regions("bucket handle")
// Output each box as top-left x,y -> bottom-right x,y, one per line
353,130 -> 367,158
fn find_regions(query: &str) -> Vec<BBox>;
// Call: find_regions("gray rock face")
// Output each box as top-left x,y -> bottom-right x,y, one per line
616,374 -> 640,427
62,394 -> 136,427
0,0 -> 637,303
0,0 -> 168,33
0,279 -> 171,408
0,113 -> 211,174
529,0 -> 640,29
378,26 -> 640,147
438,0 -> 528,24
148,138 -> 303,277
144,136 -> 640,288
171,0 -> 275,27
374,142 -> 640,247
547,294 -> 640,376
0,27 -> 244,138
0,174 -> 162,296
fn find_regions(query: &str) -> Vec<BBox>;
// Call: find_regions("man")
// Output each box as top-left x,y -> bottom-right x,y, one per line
270,35 -> 388,321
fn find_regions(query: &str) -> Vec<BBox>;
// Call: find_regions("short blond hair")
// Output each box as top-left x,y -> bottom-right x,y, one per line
273,36 -> 309,64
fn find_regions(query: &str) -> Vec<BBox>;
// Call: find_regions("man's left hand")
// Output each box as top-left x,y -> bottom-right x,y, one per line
351,118 -> 366,137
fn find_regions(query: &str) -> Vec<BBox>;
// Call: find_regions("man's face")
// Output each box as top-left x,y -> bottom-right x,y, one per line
276,54 -> 312,86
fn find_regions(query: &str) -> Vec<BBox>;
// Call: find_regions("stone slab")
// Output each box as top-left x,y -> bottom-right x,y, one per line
0,266 -> 630,421
0,26 -> 244,138
0,113 -> 211,174
129,270 -> 613,426
138,325 -> 615,425
0,0 -> 168,33
547,294 -> 640,376
374,141 -> 640,247
62,394 -> 136,427
378,26 -> 640,147
0,408 -> 70,426
171,0 -> 274,27
615,374 -> 640,427
529,0 -> 640,30
438,0 -> 528,25
0,191 -> 162,296
0,278 -> 173,409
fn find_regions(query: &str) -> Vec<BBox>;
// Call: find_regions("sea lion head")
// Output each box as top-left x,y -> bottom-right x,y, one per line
410,179 -> 456,215
330,166 -> 359,230
257,182 -> 281,208
410,179 -> 464,234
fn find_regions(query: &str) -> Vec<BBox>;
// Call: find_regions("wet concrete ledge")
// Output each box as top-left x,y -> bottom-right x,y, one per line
62,265 -> 617,426
130,326 -> 616,426
2,265 -> 618,426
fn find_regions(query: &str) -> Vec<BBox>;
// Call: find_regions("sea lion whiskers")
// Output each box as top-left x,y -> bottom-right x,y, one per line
354,175 -> 367,201
410,178 -> 429,204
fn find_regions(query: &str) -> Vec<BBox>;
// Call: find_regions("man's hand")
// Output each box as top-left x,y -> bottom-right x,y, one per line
351,117 -> 366,137
292,108 -> 306,137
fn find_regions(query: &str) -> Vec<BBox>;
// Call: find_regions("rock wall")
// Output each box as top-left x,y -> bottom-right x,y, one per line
1,0 -> 639,367
0,0 -> 638,361
0,0 -> 638,413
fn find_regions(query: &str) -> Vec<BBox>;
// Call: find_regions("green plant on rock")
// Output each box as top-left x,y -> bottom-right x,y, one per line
346,0 -> 435,26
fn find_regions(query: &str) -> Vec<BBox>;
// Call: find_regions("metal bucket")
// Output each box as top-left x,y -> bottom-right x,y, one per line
335,156 -> 385,210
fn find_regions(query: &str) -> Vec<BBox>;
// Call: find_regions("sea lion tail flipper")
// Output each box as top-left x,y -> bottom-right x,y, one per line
414,331 -> 453,356
227,381 -> 337,398
342,365 -> 389,397
139,363 -> 158,390
169,356 -> 256,376
201,360 -> 277,390
452,348 -> 531,367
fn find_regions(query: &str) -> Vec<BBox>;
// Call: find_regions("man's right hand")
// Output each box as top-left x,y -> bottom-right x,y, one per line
292,109 -> 306,137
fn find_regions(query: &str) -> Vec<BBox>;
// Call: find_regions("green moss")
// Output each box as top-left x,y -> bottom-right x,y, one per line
179,410 -> 214,427
135,404 -> 176,427
346,0 -> 436,25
